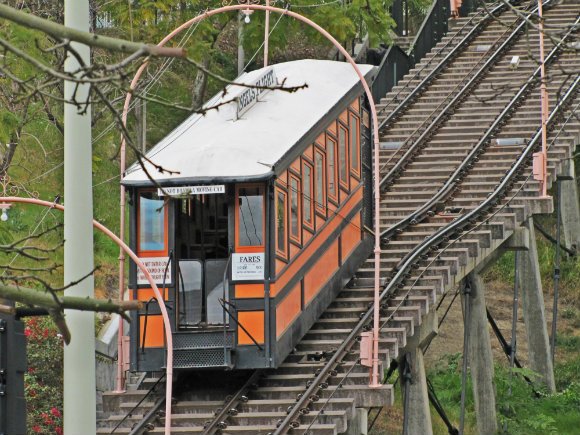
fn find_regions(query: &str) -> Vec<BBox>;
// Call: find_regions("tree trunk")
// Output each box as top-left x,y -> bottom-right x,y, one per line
192,56 -> 210,110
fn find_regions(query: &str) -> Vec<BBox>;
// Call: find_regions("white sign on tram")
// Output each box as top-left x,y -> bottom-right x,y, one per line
232,253 -> 265,281
158,185 -> 225,197
137,256 -> 172,285
236,68 -> 278,119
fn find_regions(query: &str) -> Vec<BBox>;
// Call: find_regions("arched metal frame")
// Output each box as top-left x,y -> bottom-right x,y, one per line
118,5 -> 384,433
0,196 -> 169,424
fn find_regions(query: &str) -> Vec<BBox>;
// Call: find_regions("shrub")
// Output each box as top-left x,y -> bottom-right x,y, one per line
24,316 -> 63,435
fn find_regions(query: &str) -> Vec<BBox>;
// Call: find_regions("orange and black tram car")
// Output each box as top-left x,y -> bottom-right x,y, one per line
122,60 -> 378,371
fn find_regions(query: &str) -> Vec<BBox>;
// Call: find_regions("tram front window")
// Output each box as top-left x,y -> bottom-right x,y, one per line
238,187 -> 264,247
176,194 -> 229,328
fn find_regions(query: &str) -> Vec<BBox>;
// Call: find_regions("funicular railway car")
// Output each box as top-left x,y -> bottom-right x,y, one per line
122,59 -> 377,371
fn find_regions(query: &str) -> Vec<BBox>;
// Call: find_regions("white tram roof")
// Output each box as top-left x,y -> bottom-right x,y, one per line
122,59 -> 376,187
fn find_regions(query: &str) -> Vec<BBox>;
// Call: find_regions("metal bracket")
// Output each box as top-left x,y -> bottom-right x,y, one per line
359,331 -> 373,367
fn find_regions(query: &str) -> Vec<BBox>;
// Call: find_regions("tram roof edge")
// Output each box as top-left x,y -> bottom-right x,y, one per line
122,59 -> 376,188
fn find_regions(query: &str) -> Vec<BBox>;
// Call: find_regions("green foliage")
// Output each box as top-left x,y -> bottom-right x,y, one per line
426,357 -> 580,435
24,316 -> 64,435
556,335 -> 580,351
0,110 -> 21,143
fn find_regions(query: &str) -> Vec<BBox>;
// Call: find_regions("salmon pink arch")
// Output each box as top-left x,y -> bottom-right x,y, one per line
118,5 -> 384,434
0,195 -> 172,429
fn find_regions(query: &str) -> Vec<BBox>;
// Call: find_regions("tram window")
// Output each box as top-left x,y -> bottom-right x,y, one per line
349,113 -> 360,175
138,192 -> 165,252
326,135 -> 338,201
338,124 -> 349,186
303,161 -> 314,227
290,175 -> 301,242
237,187 -> 264,247
315,150 -> 326,214
276,189 -> 287,255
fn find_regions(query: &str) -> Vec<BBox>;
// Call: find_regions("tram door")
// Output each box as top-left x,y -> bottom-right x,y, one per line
175,194 -> 229,328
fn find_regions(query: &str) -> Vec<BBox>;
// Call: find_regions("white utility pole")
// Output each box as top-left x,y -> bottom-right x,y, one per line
63,1 -> 96,434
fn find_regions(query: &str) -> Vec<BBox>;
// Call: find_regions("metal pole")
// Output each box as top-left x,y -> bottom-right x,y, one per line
63,2 -> 96,433
538,0 -> 549,197
264,0 -> 270,67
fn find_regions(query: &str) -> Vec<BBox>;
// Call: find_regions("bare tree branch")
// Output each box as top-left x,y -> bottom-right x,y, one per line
0,4 -> 185,58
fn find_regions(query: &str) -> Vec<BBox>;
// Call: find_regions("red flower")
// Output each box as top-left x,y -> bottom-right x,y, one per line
55,427 -> 63,435
50,407 -> 61,418
32,425 -> 41,433
43,328 -> 49,338
24,327 -> 32,337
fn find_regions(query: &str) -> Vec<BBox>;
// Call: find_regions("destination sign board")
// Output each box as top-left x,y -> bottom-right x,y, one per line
158,185 -> 225,197
236,68 -> 277,119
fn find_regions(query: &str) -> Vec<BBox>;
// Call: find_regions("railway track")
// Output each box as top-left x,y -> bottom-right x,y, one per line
99,1 -> 580,433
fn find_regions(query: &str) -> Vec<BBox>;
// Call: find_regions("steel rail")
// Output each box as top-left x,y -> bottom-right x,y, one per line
375,3 -> 496,119
378,0 -> 547,194
376,1 -> 507,130
375,1 -> 515,174
201,370 -> 264,435
381,9 -> 577,244
377,23 -> 513,178
369,79 -> 580,432
127,396 -> 166,435
384,85 -> 580,333
109,374 -> 166,434
395,75 -> 579,273
273,20 -> 580,435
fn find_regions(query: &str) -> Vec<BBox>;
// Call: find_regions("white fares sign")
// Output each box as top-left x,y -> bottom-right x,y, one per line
158,185 -> 225,197
236,68 -> 277,119
232,253 -> 265,281
137,257 -> 172,285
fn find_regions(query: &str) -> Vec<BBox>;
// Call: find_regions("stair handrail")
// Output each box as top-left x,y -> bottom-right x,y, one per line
222,252 -> 232,366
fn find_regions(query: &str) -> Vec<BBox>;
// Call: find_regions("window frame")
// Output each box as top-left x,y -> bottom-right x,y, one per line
314,145 -> 327,218
234,184 -> 266,252
326,133 -> 339,205
337,121 -> 350,191
136,189 -> 168,257
275,186 -> 288,260
288,173 -> 302,246
349,111 -> 361,178
301,158 -> 315,232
